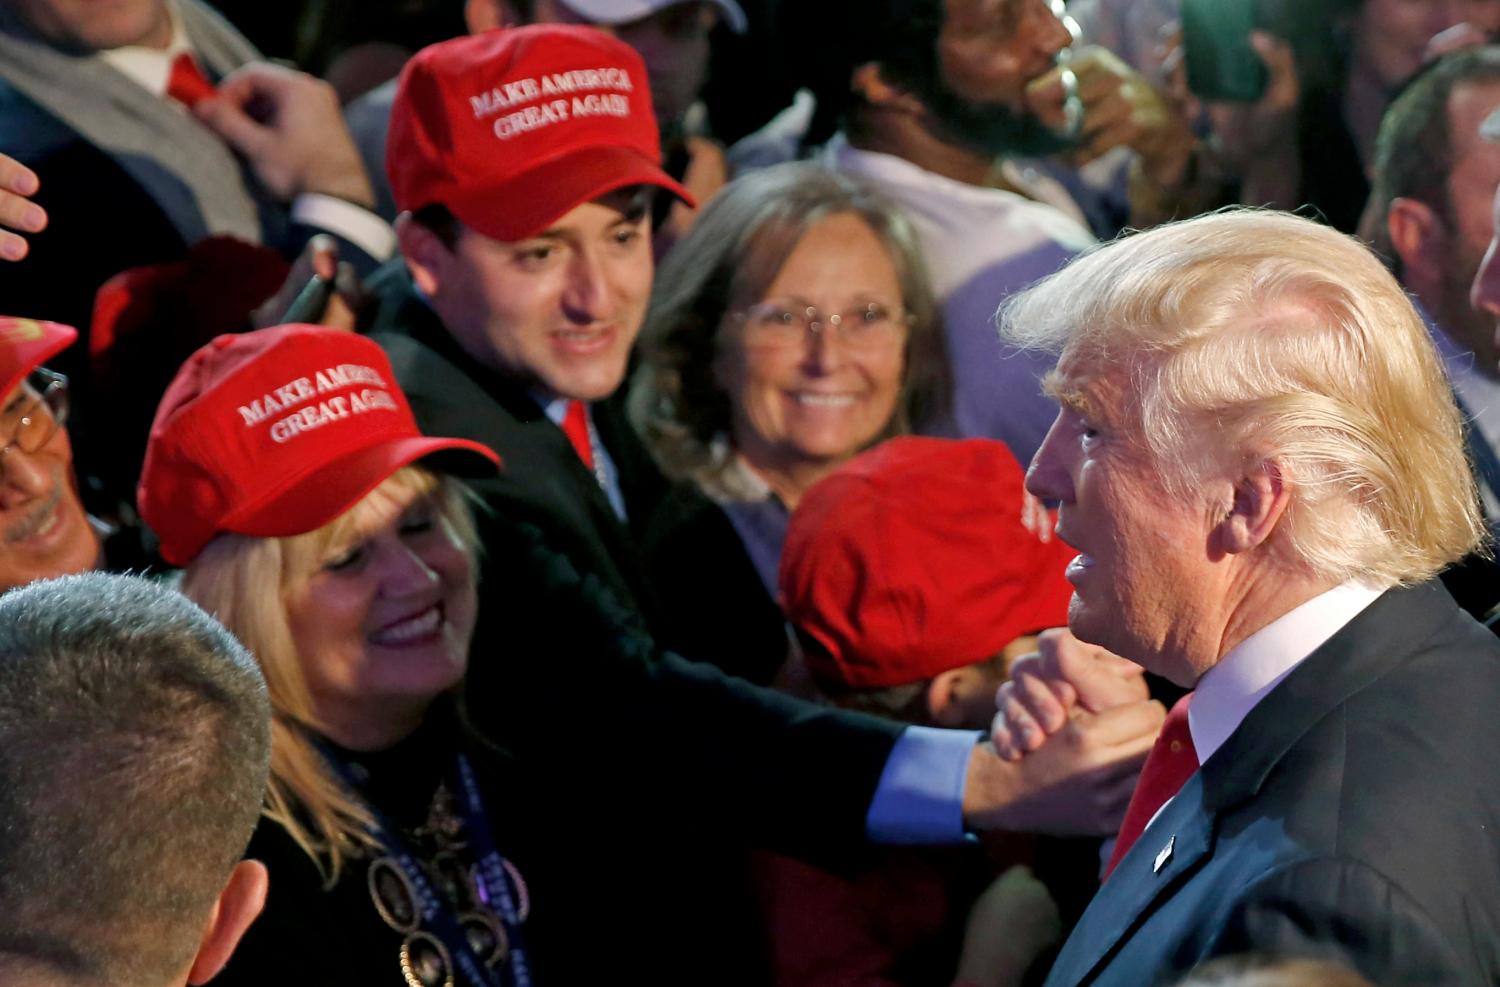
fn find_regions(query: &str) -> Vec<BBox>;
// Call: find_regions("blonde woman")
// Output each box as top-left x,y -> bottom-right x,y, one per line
137,324 -> 535,987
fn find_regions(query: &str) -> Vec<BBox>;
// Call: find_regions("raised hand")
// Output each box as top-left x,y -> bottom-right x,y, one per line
0,154 -> 46,261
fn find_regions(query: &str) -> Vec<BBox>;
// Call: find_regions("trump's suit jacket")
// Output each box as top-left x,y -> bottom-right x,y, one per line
1043,580 -> 1500,986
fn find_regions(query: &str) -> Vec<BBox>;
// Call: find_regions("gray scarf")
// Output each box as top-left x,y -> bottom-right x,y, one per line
0,0 -> 267,244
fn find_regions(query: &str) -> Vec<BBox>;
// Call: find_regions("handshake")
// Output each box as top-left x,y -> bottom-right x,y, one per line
964,628 -> 1165,838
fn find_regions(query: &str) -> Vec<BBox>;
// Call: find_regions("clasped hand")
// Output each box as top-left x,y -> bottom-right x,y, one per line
963,628 -> 1162,837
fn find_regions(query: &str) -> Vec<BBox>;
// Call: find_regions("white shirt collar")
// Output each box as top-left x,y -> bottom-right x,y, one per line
1189,580 -> 1386,763
538,393 -> 573,428
98,1 -> 192,98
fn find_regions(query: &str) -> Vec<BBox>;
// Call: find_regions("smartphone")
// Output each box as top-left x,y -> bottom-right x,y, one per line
280,273 -> 333,324
1181,0 -> 1266,103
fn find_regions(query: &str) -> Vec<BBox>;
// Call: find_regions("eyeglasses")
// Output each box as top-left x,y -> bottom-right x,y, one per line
0,369 -> 68,474
732,301 -> 910,351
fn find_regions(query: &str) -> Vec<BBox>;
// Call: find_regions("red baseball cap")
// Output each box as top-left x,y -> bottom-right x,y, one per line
138,325 -> 500,567
780,437 -> 1077,693
0,317 -> 76,398
387,24 -> 694,242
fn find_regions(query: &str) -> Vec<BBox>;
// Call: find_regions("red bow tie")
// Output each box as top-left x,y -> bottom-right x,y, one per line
167,52 -> 217,108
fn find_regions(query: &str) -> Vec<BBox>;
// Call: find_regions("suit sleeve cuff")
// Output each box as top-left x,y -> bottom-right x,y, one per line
864,726 -> 980,844
290,193 -> 396,260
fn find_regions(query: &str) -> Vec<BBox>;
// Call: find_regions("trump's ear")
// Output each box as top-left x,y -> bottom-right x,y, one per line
1217,459 -> 1290,555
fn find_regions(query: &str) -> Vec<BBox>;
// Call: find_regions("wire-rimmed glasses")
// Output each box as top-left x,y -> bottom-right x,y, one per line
0,368 -> 68,475
731,301 -> 910,351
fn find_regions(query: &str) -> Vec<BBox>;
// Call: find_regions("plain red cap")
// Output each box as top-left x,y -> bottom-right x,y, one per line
780,437 -> 1078,693
387,24 -> 694,242
138,325 -> 500,567
0,317 -> 76,398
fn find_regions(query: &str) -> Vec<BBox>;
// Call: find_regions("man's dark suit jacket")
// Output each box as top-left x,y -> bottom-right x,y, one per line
1043,580 -> 1500,986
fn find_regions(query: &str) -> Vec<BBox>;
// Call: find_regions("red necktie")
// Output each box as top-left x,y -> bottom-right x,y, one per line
1104,693 -> 1198,878
167,52 -> 217,108
561,399 -> 595,471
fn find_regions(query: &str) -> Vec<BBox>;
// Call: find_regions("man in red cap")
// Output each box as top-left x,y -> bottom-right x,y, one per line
368,24 -> 699,620
364,30 -> 790,977
0,316 -> 100,592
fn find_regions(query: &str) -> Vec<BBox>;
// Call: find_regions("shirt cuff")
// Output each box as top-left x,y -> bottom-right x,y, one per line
864,726 -> 980,844
290,193 -> 396,260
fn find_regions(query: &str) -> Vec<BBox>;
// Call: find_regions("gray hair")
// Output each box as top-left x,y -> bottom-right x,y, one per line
629,160 -> 951,490
0,572 -> 270,986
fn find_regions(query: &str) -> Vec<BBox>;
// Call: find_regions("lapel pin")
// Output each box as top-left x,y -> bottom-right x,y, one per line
1153,835 -> 1175,874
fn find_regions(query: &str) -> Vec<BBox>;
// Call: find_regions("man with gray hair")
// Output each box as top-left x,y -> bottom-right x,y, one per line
0,572 -> 272,987
991,208 -> 1500,985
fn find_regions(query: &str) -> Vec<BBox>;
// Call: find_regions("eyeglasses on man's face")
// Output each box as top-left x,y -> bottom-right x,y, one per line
0,368 -> 68,471
732,301 -> 911,351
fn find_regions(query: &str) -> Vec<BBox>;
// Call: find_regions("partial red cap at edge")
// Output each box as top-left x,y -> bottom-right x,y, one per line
0,317 -> 76,398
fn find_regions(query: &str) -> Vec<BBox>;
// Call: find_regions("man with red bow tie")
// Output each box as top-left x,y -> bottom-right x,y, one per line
0,0 -> 392,357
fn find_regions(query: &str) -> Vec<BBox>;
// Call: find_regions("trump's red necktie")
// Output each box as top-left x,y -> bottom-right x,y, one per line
1104,693 -> 1197,878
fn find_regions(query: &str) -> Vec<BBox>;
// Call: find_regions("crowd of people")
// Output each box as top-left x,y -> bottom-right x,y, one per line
1,0 -> 1499,985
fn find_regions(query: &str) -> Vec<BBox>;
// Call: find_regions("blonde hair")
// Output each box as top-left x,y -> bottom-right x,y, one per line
629,161 -> 951,492
180,466 -> 479,883
1000,208 -> 1485,586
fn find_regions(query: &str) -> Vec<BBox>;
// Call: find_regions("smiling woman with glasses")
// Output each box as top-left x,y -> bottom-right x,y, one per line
627,161 -> 951,686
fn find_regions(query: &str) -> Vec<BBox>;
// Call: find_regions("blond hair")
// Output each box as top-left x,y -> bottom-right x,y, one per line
1000,208 -> 1485,586
180,467 -> 479,883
